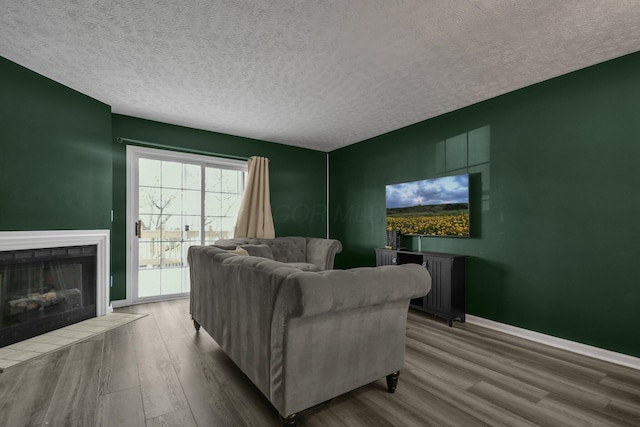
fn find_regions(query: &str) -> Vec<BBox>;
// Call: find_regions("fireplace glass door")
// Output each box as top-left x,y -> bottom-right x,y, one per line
0,245 -> 97,347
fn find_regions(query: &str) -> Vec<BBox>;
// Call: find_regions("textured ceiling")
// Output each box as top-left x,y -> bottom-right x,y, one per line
1,1 -> 639,152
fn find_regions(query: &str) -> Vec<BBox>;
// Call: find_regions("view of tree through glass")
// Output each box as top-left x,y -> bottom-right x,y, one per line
137,158 -> 245,298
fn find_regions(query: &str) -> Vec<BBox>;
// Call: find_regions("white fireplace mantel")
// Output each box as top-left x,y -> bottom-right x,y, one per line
0,229 -> 111,316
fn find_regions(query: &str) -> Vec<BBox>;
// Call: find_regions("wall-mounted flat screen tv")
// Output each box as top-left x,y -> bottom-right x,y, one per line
386,173 -> 470,237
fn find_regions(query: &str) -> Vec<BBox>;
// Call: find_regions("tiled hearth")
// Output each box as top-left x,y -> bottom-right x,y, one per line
0,230 -> 111,348
0,312 -> 144,371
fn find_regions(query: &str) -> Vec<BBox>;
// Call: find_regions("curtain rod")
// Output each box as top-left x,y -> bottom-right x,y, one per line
116,137 -> 250,161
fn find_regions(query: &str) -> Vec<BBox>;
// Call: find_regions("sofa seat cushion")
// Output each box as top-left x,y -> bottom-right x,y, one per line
287,262 -> 321,272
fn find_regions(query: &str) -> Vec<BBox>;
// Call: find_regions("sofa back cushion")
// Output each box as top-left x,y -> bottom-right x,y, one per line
214,237 -> 306,263
267,236 -> 306,263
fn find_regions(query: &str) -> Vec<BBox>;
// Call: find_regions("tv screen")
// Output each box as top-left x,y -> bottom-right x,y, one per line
386,173 -> 470,237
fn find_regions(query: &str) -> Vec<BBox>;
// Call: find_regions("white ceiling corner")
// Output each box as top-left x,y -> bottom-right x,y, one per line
1,0 -> 639,152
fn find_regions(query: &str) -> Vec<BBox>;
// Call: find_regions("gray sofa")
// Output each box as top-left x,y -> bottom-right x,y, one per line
188,243 -> 432,426
214,236 -> 343,271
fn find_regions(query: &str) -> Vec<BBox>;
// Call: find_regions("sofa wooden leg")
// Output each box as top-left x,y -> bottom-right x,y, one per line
386,371 -> 400,393
280,414 -> 298,427
280,413 -> 297,427
191,316 -> 200,332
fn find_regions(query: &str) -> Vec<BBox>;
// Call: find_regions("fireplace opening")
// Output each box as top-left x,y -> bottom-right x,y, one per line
0,245 -> 97,347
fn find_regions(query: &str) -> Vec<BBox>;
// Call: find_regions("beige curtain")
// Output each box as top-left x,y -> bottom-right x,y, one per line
234,156 -> 275,238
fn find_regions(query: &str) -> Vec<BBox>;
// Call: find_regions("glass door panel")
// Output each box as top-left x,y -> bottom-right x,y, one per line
204,166 -> 240,245
129,146 -> 246,303
137,160 -> 202,299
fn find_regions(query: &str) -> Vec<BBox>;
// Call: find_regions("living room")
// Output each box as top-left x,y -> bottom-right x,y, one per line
2,2 -> 640,425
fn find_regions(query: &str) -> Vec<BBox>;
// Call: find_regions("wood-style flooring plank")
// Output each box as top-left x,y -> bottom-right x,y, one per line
303,408 -> 346,427
444,316 -> 640,384
1,299 -> 639,427
393,375 -> 487,427
514,357 -> 640,408
404,343 -> 479,390
189,326 -> 222,354
406,334 -> 549,403
450,329 -> 611,390
468,380 -> 590,427
508,358 -> 615,409
42,339 -> 104,427
411,314 -> 610,384
600,376 -> 640,402
164,335 -> 253,426
125,304 -> 158,335
146,408 -> 198,427
536,394 -> 637,427
353,383 -> 429,427
408,317 -> 520,367
133,328 -> 190,420
151,300 -> 193,343
200,346 -> 282,426
604,399 -> 640,426
96,386 -> 145,427
99,324 -> 139,395
341,410 -> 396,427
323,389 -> 373,421
168,297 -> 199,335
0,348 -> 69,427
409,323 -> 616,411
406,364 -> 538,427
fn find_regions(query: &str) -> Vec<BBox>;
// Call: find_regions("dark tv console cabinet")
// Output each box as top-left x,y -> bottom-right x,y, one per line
375,248 -> 466,326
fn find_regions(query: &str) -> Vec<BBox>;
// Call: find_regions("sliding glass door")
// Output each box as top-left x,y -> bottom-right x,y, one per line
127,146 -> 246,303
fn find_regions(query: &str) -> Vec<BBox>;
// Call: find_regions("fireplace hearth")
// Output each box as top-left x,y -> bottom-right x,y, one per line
0,230 -> 111,348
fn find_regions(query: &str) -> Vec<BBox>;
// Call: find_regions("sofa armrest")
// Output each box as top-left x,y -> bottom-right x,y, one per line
269,263 -> 431,416
281,263 -> 431,318
304,237 -> 342,270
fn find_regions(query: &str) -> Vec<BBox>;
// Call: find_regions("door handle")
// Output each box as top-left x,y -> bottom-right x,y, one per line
135,220 -> 142,238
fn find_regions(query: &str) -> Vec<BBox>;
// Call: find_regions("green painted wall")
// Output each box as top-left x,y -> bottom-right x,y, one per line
111,114 -> 327,300
4,50 -> 639,359
0,56 -> 112,232
329,52 -> 640,357
0,57 -> 326,303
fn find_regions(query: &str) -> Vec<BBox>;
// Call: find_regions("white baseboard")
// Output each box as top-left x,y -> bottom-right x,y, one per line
110,294 -> 189,309
110,299 -> 131,309
466,315 -> 640,371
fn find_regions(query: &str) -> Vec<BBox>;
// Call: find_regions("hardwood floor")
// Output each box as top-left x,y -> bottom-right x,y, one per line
1,298 -> 639,426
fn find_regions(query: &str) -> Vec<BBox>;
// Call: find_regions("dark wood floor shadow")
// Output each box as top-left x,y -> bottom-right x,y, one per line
1,298 -> 639,426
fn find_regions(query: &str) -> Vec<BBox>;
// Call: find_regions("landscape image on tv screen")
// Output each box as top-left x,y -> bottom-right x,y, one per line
386,173 -> 470,237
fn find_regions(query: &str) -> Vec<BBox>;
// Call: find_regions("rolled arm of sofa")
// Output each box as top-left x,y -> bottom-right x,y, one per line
282,263 -> 431,318
304,237 -> 342,270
